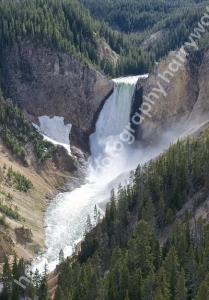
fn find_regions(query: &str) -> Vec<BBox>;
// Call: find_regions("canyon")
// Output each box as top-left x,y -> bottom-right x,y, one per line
2,42 -> 209,151
1,41 -> 209,269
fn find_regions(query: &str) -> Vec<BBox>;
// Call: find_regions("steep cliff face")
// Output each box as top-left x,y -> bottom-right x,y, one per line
2,40 -> 113,142
135,50 -> 209,144
188,51 -> 209,122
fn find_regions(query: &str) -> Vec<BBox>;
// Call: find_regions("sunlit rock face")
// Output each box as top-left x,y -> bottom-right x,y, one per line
134,50 -> 209,144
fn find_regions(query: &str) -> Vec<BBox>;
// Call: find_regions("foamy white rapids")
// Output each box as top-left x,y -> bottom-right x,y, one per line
33,181 -> 107,272
32,75 -> 149,273
33,116 -> 72,154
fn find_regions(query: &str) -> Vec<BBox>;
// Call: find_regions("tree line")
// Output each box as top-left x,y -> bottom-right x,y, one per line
78,0 -> 209,62
0,93 -> 57,163
52,128 -> 209,300
2,110 -> 209,299
0,0 -> 154,79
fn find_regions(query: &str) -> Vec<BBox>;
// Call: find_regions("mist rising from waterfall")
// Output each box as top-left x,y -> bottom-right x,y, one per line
32,74 -> 192,273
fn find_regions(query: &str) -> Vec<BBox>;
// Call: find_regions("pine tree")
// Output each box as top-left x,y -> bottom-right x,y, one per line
158,197 -> 165,229
11,254 -> 20,300
54,285 -> 66,300
163,246 -> 179,299
1,256 -> 12,300
59,249 -> 64,264
128,268 -> 141,300
154,267 -> 170,300
124,290 -> 130,300
175,269 -> 187,300
94,205 -> 98,224
195,273 -> 209,300
38,264 -> 48,300
33,269 -> 41,288
133,220 -> 157,278
141,270 -> 155,300
142,196 -> 155,226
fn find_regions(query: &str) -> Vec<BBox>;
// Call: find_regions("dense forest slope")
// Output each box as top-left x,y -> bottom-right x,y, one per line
0,0 -> 153,78
78,0 -> 209,60
3,118 -> 209,299
0,0 -> 152,151
1,0 -> 209,299
53,125 -> 209,300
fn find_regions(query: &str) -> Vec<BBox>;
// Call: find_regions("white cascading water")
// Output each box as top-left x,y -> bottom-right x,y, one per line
32,75 -> 149,272
90,76 -> 141,157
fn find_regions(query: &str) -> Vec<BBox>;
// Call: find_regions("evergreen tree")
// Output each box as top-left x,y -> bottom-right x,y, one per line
124,290 -> 130,300
54,286 -> 66,300
59,249 -> 64,264
1,256 -> 12,300
141,270 -> 155,300
38,264 -> 48,300
154,267 -> 170,300
163,246 -> 179,299
11,254 -> 20,300
175,269 -> 187,300
158,197 -> 165,229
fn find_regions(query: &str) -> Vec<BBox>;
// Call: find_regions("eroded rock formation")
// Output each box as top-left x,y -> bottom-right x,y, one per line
135,50 -> 209,144
2,40 -> 113,147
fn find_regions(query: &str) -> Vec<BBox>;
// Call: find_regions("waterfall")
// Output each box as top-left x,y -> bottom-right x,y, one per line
32,75 -> 146,273
90,75 -> 142,158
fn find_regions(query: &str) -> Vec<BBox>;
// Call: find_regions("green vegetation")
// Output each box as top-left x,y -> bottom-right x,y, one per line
0,256 -> 49,300
1,1 -> 209,299
0,214 -> 9,228
80,0 -> 206,33
0,0 -> 154,78
0,0 -> 209,78
0,200 -> 20,220
0,93 -> 56,163
51,129 -> 209,299
79,0 -> 209,61
2,124 -> 209,300
7,166 -> 32,192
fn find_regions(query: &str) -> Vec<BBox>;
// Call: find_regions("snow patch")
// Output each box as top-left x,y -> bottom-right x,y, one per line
33,116 -> 72,154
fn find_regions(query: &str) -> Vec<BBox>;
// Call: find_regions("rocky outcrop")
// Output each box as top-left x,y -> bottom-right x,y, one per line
188,51 -> 209,123
2,40 -> 114,142
135,50 -> 209,144
140,29 -> 169,49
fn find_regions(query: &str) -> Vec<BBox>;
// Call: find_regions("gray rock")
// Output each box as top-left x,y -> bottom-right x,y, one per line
2,40 -> 114,139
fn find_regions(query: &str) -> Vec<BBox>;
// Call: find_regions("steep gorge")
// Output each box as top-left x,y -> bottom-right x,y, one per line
135,49 -> 209,144
3,42 -> 209,151
2,42 -> 209,269
0,39 -> 114,266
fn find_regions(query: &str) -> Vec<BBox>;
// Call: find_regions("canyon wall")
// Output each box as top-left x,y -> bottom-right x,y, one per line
135,50 -> 209,144
2,41 -> 209,148
1,40 -> 113,150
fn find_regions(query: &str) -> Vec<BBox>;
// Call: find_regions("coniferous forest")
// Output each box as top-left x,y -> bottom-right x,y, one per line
1,0 -> 209,80
51,129 -> 209,300
2,124 -> 209,299
1,0 -> 209,299
78,0 -> 209,61
0,0 -> 153,78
